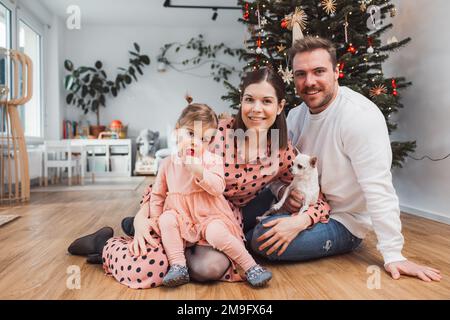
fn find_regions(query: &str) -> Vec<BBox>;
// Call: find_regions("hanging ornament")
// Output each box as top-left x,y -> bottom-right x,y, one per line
320,0 -> 337,16
243,3 -> 250,20
338,62 -> 345,79
261,16 -> 268,27
278,65 -> 294,84
387,36 -> 399,45
256,37 -> 262,54
344,14 -> 349,44
255,5 -> 263,55
277,44 -> 287,53
359,0 -> 371,12
369,84 -> 387,98
281,19 -> 288,29
390,6 -> 397,17
391,79 -> 398,96
284,7 -> 308,45
367,36 -> 374,53
347,43 -> 357,54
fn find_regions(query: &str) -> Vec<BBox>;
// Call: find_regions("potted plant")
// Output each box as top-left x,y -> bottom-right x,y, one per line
64,43 -> 150,137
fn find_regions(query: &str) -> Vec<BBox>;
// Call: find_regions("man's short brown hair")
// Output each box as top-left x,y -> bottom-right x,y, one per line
288,36 -> 337,69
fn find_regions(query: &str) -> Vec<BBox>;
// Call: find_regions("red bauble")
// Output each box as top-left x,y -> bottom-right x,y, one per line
243,12 -> 250,20
339,72 -> 345,79
281,20 -> 288,29
347,44 -> 357,54
391,79 -> 397,89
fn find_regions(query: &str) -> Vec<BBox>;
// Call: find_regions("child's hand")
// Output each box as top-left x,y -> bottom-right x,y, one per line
184,155 -> 204,180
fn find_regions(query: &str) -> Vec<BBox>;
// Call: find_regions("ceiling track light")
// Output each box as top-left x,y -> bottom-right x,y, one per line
163,0 -> 240,21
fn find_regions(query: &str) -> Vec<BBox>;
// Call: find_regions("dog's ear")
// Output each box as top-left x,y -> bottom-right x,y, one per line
310,156 -> 318,168
293,146 -> 300,156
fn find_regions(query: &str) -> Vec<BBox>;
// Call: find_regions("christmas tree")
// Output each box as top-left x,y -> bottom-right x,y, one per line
220,0 -> 415,168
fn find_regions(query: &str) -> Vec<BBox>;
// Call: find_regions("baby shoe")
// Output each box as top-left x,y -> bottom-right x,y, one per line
245,265 -> 272,287
162,264 -> 190,287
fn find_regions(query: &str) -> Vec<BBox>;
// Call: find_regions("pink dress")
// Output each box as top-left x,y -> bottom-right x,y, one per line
149,152 -> 245,247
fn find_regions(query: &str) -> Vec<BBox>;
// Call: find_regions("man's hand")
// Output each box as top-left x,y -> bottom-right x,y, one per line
256,214 -> 311,256
385,260 -> 442,282
278,186 -> 304,214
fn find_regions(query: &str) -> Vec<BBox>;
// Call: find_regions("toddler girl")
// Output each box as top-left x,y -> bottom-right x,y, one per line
147,98 -> 272,287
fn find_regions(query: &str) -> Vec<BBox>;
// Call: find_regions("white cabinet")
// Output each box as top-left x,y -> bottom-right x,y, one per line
69,139 -> 132,177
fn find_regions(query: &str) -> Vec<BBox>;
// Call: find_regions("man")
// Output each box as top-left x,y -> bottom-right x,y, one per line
256,36 -> 441,282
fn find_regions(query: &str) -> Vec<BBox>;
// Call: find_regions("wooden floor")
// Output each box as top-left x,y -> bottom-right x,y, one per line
0,177 -> 449,300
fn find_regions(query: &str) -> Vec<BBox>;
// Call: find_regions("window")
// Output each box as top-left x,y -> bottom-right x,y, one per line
0,2 -> 11,134
18,20 -> 42,138
0,1 -> 44,139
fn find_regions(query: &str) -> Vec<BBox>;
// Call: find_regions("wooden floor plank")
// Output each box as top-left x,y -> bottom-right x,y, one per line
0,178 -> 449,300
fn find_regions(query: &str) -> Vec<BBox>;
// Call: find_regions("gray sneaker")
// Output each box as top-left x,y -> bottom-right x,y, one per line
245,265 -> 272,287
162,264 -> 190,287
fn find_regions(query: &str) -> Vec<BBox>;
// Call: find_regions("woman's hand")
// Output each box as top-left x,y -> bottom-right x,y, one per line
385,260 -> 442,282
256,214 -> 311,256
128,204 -> 160,256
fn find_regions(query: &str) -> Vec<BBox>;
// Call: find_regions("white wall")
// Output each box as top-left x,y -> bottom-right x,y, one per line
385,0 -> 450,223
63,24 -> 245,141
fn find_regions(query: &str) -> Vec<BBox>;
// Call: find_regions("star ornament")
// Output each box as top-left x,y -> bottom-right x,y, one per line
321,0 -> 337,15
369,84 -> 388,98
261,16 -> 268,27
285,7 -> 308,31
277,44 -> 286,53
278,65 -> 294,85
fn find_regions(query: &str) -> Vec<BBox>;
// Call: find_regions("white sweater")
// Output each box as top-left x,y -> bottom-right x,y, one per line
271,86 -> 406,265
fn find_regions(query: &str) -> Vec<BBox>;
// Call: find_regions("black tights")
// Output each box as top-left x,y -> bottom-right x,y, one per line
185,245 -> 230,282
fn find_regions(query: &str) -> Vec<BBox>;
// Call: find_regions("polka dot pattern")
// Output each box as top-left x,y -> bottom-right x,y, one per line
102,237 -> 168,289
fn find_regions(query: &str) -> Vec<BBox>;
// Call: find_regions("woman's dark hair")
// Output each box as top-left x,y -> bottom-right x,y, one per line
233,66 -> 288,149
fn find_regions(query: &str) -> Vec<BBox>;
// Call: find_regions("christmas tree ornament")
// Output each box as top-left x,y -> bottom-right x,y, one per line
320,0 -> 337,15
277,44 -> 286,53
243,3 -> 250,20
391,79 -> 398,96
347,43 -> 357,54
338,62 -> 345,79
261,16 -> 268,27
387,36 -> 398,45
278,65 -> 294,84
284,7 -> 308,44
369,84 -> 387,98
360,3 -> 366,12
367,36 -> 374,53
359,0 -> 371,13
390,6 -> 397,17
281,19 -> 288,29
344,15 -> 349,43
256,36 -> 262,54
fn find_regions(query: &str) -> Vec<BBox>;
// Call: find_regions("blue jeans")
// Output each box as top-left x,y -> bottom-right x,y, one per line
243,188 -> 363,262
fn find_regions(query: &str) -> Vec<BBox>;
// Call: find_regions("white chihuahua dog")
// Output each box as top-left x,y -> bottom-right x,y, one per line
258,153 -> 320,221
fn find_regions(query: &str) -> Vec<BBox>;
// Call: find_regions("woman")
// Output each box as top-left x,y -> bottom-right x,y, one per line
68,67 -> 331,288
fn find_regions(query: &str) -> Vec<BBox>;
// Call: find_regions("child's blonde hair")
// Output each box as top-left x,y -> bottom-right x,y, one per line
176,95 -> 218,130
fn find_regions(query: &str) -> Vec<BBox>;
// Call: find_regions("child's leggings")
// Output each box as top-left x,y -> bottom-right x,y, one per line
158,210 -> 256,272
